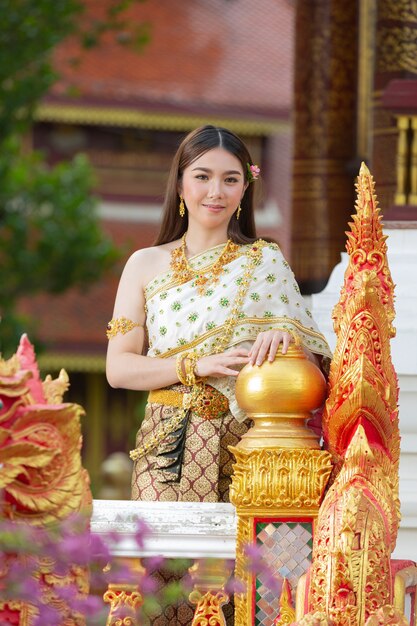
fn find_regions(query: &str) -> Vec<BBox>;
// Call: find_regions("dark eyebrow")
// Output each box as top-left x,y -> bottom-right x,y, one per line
191,167 -> 242,175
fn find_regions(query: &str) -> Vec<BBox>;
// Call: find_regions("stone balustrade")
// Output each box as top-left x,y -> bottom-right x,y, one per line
92,499 -> 236,559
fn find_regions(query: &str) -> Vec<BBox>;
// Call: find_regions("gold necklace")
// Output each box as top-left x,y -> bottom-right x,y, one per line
170,233 -> 241,295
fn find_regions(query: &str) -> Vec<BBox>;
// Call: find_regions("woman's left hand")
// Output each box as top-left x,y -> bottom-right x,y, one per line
248,329 -> 294,366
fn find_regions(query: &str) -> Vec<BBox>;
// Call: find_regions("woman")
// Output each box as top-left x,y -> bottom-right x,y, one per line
106,125 -> 331,503
106,125 -> 331,624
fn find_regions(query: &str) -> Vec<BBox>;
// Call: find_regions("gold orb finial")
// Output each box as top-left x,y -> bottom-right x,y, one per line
235,344 -> 327,450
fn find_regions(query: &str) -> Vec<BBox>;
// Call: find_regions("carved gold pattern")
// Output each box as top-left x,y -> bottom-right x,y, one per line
0,354 -> 20,377
306,165 -> 403,626
308,426 -> 395,625
229,447 -> 332,513
103,587 -> 143,626
189,591 -> 229,626
233,516 -> 252,626
326,164 -> 399,477
297,612 -> 333,626
42,368 -> 69,404
0,336 -> 92,521
274,578 -> 296,626
377,1 -> 417,73
379,1 -> 417,22
377,26 -> 417,73
188,557 -> 232,626
364,605 -> 409,626
0,335 -> 92,625
103,558 -> 145,626
230,443 -> 331,626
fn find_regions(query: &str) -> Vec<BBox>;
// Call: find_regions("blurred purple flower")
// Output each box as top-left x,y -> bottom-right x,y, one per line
244,543 -> 264,571
146,555 -> 165,570
105,561 -> 138,585
89,533 -> 110,564
71,593 -> 103,617
0,507 -> 155,623
140,573 -> 158,594
224,577 -> 245,595
134,518 -> 152,549
32,603 -> 61,626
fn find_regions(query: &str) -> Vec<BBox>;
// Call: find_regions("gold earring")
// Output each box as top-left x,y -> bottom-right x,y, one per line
236,203 -> 242,220
179,195 -> 185,217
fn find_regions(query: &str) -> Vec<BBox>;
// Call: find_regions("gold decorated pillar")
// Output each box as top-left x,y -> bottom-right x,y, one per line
371,0 -> 417,217
229,344 -> 333,626
103,557 -> 144,625
291,0 -> 358,292
188,559 -> 233,626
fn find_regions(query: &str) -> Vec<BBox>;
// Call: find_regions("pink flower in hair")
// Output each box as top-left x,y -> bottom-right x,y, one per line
247,163 -> 260,181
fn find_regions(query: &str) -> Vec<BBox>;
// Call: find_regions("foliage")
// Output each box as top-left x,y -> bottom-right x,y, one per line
0,0 -> 82,141
0,0 -> 151,143
0,140 -> 120,355
0,0 -> 151,355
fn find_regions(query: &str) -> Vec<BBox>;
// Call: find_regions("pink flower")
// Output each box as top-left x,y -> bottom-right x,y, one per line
249,164 -> 260,180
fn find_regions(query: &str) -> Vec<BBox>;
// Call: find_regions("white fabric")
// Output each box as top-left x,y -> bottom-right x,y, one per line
144,240 -> 331,421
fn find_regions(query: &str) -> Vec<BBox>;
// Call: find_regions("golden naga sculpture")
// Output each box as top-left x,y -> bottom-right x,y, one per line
304,163 -> 406,626
0,334 -> 92,624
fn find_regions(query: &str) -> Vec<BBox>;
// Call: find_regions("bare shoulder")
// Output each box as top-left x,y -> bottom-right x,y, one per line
124,240 -> 181,286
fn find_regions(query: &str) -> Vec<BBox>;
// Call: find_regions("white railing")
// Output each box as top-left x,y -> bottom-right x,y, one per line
91,500 -> 236,559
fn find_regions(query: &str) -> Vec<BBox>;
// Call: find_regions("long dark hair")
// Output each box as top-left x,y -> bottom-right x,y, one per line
154,125 -> 258,245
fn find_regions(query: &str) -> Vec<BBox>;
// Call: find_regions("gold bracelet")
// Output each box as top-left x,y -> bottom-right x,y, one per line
184,352 -> 202,385
175,354 -> 188,385
106,317 -> 143,339
184,355 -> 195,385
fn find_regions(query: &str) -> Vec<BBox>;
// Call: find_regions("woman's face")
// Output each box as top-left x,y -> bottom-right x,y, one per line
179,147 -> 247,231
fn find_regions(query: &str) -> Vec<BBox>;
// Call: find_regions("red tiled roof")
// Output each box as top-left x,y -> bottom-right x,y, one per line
51,0 -> 294,117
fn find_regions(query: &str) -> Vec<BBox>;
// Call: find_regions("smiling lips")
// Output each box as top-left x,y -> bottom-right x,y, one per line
203,203 -> 225,211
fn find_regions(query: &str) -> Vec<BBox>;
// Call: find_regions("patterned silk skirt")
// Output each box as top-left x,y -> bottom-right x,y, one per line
131,398 -> 250,625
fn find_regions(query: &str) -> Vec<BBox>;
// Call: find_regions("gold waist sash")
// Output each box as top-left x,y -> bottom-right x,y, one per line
130,384 -> 230,462
149,384 -> 229,421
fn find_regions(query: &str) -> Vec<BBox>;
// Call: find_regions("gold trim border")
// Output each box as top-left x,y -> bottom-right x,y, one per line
36,103 -> 288,136
157,317 -> 331,359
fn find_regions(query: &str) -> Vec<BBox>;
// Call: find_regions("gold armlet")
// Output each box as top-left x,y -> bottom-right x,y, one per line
106,317 -> 143,339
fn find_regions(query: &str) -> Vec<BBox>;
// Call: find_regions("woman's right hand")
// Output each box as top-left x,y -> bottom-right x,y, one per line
195,348 -> 250,378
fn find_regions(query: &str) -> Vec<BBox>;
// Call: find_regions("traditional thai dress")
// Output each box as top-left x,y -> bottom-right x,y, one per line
130,239 -> 332,503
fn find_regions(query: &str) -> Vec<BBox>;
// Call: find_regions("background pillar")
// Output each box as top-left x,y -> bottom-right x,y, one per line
291,0 -> 358,292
